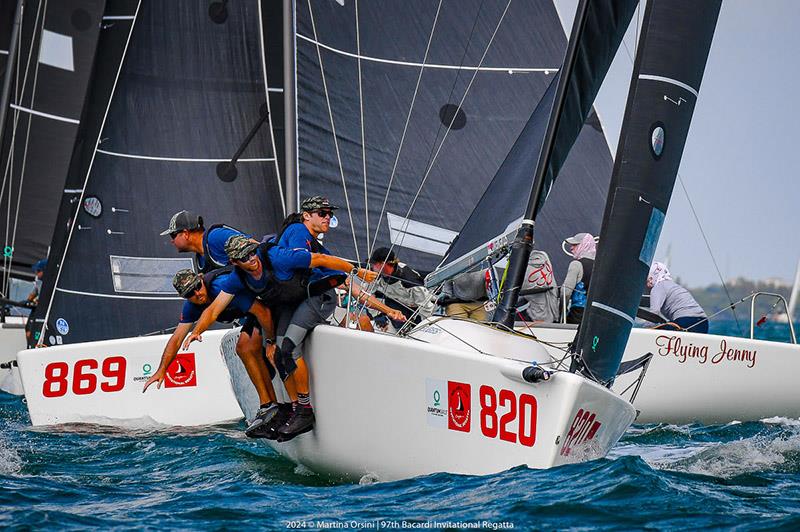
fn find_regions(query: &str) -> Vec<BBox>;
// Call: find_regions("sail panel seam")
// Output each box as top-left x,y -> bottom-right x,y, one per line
638,74 -> 698,97
8,103 -> 80,124
297,33 -> 557,73
591,301 -> 634,324
96,148 -> 274,163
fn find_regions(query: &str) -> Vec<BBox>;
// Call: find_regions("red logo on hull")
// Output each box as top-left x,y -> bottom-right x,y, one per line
447,381 -> 471,432
165,353 -> 197,388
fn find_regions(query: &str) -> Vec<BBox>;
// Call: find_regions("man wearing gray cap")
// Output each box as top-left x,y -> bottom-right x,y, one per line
160,210 -> 245,273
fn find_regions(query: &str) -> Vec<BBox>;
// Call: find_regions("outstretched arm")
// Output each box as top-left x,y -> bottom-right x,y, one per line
309,253 -> 378,283
347,279 -> 405,322
182,292 -> 235,350
143,322 -> 192,392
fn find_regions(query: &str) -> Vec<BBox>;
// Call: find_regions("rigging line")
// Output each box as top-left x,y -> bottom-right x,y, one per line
40,2 -> 142,344
2,0 -> 45,294
307,0 -> 360,264
391,0 -> 511,263
257,0 -> 285,217
10,0 -> 50,295
354,0 -> 369,257
368,0 -> 444,253
677,173 -> 744,335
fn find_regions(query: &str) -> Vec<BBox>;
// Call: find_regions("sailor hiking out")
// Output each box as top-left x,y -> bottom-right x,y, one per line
143,269 -> 279,437
161,210 -> 246,273
183,197 -> 377,441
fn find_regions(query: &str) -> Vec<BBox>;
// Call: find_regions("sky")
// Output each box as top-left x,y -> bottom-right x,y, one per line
554,0 -> 800,288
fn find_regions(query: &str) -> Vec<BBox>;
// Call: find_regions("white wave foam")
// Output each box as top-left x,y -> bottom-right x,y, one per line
0,440 -> 22,475
661,432 -> 800,477
761,416 -> 800,427
358,472 -> 380,485
294,463 -> 317,477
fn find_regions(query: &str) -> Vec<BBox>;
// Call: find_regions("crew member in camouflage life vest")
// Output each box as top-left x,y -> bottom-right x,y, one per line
144,269 -> 278,437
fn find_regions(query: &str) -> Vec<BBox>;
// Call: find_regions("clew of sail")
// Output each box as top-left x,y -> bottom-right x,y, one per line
573,0 -> 723,385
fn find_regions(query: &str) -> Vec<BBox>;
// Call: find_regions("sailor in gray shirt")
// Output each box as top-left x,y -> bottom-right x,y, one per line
647,262 -> 708,333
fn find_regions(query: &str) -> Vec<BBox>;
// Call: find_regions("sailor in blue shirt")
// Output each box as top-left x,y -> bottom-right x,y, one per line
160,209 -> 246,272
183,200 -> 378,440
143,268 -> 278,437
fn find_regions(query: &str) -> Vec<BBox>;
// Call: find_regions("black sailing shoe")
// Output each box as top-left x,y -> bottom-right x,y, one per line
276,407 -> 315,442
244,404 -> 279,438
249,403 -> 294,440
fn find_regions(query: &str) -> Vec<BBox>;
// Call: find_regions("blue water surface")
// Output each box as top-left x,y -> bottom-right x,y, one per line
2,321 -> 800,530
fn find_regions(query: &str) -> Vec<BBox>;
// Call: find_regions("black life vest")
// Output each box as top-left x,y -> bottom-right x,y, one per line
578,257 -> 594,290
234,241 -> 322,308
202,266 -> 247,322
198,223 -> 244,273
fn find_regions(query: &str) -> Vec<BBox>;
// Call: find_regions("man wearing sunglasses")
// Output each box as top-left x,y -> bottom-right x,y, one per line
160,210 -> 246,273
143,268 -> 279,438
182,229 -> 377,441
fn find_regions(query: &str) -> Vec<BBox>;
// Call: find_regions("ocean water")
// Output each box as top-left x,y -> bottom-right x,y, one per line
2,321 -> 799,530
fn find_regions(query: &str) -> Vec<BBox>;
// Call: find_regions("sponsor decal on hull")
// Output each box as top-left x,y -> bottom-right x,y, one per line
425,379 -> 447,428
655,335 -> 757,368
447,381 -> 471,432
165,353 -> 197,388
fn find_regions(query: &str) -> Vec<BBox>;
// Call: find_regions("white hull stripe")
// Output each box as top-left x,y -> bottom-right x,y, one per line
56,287 -> 181,300
297,33 -> 558,73
10,104 -> 80,124
96,148 -> 274,163
591,301 -> 635,324
639,74 -> 698,98
102,15 -> 136,20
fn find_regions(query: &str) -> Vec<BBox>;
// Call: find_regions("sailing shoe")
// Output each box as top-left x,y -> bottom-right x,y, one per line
250,403 -> 294,440
244,404 -> 279,438
276,407 -> 315,442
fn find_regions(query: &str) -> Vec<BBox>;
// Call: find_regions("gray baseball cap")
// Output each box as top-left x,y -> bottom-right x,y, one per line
160,210 -> 203,236
564,232 -> 590,245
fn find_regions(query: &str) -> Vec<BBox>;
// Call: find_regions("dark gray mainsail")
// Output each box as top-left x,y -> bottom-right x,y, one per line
573,0 -> 722,384
0,0 -> 105,283
34,1 -> 285,346
294,0 -> 577,271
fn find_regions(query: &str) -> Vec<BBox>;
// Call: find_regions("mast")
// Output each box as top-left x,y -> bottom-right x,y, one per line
491,0 -> 638,327
572,0 -> 722,384
0,0 -> 23,156
283,0 -> 298,213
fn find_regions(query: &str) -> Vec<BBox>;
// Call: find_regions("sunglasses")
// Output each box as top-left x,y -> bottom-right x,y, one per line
313,210 -> 334,219
236,249 -> 258,262
169,230 -> 183,239
183,282 -> 202,299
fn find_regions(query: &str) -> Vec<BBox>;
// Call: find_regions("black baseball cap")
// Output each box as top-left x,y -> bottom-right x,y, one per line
160,210 -> 204,236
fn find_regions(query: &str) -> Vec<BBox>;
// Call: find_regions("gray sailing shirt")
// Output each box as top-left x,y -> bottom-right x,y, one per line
649,280 -> 706,321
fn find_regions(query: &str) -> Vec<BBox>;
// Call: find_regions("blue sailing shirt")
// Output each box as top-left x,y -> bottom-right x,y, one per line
198,226 -> 246,271
216,245 -> 312,292
278,223 -> 341,282
179,271 -> 255,323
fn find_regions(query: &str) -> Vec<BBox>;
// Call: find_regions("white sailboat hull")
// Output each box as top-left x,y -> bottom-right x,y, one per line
527,325 -> 800,424
17,330 -> 243,427
0,318 -> 26,395
222,322 -> 636,482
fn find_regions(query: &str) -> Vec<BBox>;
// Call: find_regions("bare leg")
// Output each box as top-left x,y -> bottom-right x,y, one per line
236,329 -> 276,405
293,357 -> 309,395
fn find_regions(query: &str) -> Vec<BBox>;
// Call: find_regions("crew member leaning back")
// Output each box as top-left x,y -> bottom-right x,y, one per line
142,269 -> 279,437
161,209 -> 244,273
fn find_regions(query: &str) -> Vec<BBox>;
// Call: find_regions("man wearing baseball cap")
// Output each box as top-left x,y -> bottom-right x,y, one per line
160,210 -> 246,273
368,246 -> 436,328
143,268 -> 279,437
562,232 -> 597,324
182,229 -> 377,441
